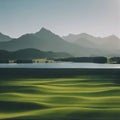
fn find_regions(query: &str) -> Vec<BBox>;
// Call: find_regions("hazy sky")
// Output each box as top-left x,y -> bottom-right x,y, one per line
0,0 -> 120,38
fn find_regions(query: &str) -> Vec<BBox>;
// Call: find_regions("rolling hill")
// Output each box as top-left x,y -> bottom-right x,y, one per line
0,48 -> 72,60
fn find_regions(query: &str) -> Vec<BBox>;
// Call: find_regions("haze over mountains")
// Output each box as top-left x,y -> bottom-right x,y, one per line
0,27 -> 120,57
63,33 -> 120,51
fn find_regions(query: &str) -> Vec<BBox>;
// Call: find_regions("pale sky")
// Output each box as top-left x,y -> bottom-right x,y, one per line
0,0 -> 120,38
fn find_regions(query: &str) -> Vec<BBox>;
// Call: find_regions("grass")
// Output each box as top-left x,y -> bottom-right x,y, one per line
0,69 -> 120,120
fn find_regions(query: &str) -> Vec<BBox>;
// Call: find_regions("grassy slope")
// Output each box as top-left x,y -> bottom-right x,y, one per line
0,75 -> 120,120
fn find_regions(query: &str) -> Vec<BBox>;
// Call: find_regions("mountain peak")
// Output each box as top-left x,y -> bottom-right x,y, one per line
40,27 -> 48,31
104,35 -> 120,40
35,27 -> 63,41
35,27 -> 53,37
38,27 -> 51,33
79,33 -> 95,39
80,33 -> 89,36
63,32 -> 96,43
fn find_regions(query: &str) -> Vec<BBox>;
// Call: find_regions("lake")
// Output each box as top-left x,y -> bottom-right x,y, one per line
0,63 -> 120,69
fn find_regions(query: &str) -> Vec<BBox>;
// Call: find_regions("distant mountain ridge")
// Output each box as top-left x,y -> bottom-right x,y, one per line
0,48 -> 72,60
63,33 -> 120,50
0,28 -> 120,57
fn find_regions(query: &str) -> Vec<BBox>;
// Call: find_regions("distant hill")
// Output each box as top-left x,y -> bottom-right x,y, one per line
0,48 -> 72,60
0,33 -> 12,42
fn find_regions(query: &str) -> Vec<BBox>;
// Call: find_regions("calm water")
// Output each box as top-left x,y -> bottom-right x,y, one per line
0,63 -> 120,69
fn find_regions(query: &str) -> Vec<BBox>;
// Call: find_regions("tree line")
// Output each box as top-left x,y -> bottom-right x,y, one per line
55,57 -> 120,64
1,56 -> 120,64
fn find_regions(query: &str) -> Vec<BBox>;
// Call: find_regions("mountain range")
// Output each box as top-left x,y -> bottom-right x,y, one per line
0,27 -> 120,57
63,33 -> 120,51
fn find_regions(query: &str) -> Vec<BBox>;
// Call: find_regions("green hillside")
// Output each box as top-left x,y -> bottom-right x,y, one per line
0,72 -> 120,120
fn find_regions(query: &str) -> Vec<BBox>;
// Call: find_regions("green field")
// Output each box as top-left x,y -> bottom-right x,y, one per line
0,70 -> 120,120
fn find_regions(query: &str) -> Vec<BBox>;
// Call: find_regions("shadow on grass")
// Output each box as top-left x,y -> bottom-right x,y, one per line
0,68 -> 120,85
0,101 -> 48,112
0,86 -> 45,94
0,68 -> 120,78
4,108 -> 120,120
